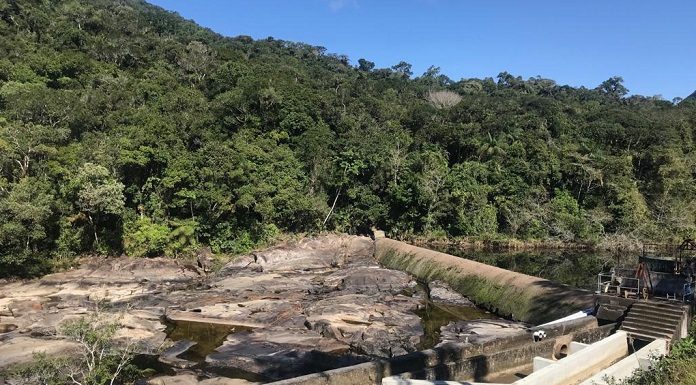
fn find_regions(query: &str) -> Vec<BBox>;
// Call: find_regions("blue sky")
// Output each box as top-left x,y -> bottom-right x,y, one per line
148,0 -> 696,100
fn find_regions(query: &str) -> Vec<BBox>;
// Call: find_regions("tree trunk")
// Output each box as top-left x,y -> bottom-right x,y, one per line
88,213 -> 99,248
323,187 -> 341,228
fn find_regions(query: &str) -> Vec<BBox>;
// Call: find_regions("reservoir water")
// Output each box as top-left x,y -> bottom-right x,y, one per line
430,245 -> 631,291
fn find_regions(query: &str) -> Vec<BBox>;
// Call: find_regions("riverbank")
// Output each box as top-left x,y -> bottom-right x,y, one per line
399,232 -> 678,253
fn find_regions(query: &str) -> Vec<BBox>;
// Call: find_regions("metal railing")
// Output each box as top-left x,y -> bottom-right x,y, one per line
596,273 -> 642,298
597,272 -> 695,303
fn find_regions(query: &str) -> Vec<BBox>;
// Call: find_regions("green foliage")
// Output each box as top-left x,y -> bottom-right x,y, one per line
123,217 -> 199,257
71,163 -> 125,218
547,189 -> 600,241
123,217 -> 170,257
0,177 -> 55,277
6,353 -> 72,385
1,0 -> 696,277
446,162 -> 497,236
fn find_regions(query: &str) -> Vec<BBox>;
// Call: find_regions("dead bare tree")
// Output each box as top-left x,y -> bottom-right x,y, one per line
426,90 -> 462,109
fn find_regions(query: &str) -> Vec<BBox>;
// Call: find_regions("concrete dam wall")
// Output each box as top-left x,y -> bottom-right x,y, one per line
375,238 -> 594,324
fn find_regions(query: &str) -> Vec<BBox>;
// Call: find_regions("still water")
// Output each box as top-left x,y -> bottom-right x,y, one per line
164,320 -> 251,362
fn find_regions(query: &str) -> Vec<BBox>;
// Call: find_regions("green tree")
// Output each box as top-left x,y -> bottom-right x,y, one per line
0,178 -> 55,276
69,163 -> 125,249
416,149 -> 449,232
596,76 -> 629,100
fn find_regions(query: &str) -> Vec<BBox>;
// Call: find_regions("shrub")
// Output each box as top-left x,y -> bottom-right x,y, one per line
6,311 -> 140,385
123,217 -> 170,257
123,218 -> 198,257
210,222 -> 280,254
0,250 -> 52,278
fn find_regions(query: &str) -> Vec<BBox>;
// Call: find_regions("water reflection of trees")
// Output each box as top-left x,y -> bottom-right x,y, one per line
437,247 -> 626,290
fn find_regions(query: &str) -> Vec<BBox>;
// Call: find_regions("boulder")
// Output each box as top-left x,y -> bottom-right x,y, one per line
305,294 -> 423,357
197,247 -> 216,273
159,339 -> 198,369
206,329 -> 362,381
0,323 -> 17,333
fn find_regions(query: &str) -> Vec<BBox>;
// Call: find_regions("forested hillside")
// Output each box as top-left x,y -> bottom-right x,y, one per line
1,0 -> 696,277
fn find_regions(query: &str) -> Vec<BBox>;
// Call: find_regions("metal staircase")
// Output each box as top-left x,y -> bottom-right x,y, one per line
620,301 -> 685,342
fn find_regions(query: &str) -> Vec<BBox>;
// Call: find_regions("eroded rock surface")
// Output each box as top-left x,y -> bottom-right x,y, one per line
0,234 -> 517,383
304,294 -> 422,357
206,328 -> 360,379
168,235 -> 429,379
0,256 -> 198,370
147,374 -> 259,385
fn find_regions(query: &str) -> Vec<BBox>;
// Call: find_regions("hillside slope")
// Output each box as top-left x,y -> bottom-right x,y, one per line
1,0 -> 696,276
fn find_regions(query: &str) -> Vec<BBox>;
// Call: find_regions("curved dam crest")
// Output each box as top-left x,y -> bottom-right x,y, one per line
375,237 -> 595,324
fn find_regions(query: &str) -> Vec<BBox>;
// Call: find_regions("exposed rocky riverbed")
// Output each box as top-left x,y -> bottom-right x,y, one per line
0,235 -> 528,384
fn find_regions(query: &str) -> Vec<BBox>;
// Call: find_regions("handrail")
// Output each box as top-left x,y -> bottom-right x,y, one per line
596,273 -> 641,298
598,272 -> 695,303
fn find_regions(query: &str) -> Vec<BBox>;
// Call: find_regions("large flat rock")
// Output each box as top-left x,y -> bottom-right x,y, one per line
206,328 -> 362,380
221,235 -> 374,273
305,293 -> 423,357
148,375 -> 258,385
0,337 -> 79,369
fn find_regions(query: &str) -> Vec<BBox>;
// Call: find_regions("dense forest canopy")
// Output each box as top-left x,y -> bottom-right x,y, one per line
1,0 -> 696,277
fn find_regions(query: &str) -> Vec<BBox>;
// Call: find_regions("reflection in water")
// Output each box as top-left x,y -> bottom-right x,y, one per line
416,301 -> 494,349
164,320 -> 251,362
163,320 -> 265,382
431,245 -> 632,291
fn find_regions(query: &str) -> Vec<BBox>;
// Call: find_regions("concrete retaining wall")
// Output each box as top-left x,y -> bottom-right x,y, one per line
516,331 -> 629,385
267,319 -> 614,385
579,337 -> 667,385
375,238 -> 594,324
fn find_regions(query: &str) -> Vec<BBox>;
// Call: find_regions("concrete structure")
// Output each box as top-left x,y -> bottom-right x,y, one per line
382,332 -> 668,385
374,238 -> 594,324
580,338 -> 668,385
595,295 -> 692,343
267,318 -> 612,385
514,331 -> 629,385
619,301 -> 689,342
382,380 -> 484,385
